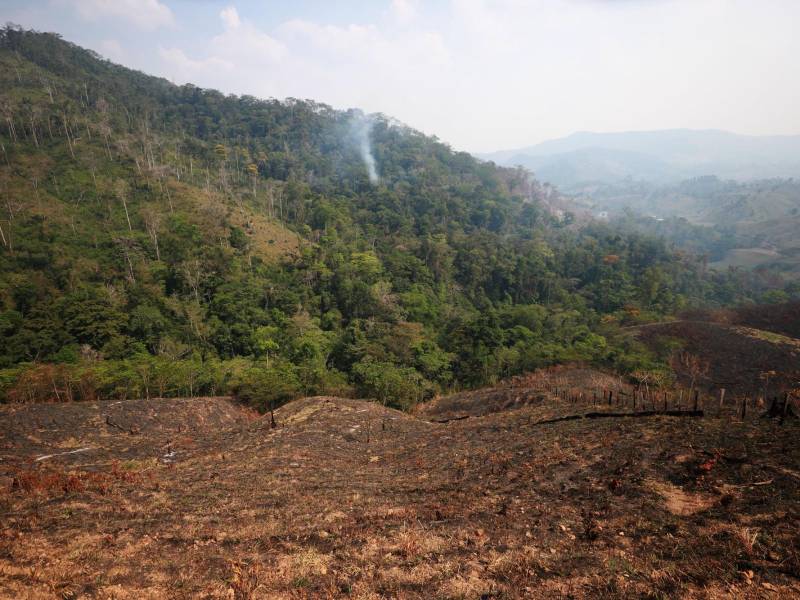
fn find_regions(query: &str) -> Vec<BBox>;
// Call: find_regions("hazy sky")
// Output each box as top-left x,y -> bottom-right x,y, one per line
3,0 -> 799,152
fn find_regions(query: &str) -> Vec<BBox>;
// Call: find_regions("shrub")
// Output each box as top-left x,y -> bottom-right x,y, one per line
352,359 -> 433,409
234,363 -> 302,412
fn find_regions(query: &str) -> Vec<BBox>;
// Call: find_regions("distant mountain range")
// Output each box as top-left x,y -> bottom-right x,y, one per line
478,130 -> 800,189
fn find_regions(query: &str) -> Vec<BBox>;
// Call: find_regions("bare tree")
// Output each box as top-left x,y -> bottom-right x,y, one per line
183,258 -> 206,302
141,206 -> 162,260
113,236 -> 138,283
2,101 -> 18,144
27,106 -> 40,148
247,163 -> 258,199
114,179 -> 133,231
60,109 -> 75,158
41,77 -> 54,104
673,351 -> 709,396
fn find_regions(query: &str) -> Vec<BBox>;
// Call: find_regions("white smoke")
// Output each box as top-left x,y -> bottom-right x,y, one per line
350,113 -> 379,184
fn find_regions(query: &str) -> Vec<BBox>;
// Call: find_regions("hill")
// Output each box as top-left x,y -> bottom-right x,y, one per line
581,177 -> 800,280
480,129 -> 800,188
2,26 -> 781,408
636,320 -> 800,396
2,389 -> 799,597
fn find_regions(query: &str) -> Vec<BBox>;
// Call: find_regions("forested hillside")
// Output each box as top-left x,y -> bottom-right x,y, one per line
579,176 -> 800,282
0,27 -> 780,407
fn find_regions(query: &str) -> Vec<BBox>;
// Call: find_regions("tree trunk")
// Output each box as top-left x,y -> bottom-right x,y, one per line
121,196 -> 132,231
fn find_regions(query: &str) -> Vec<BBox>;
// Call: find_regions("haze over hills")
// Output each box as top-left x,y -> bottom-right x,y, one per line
6,26 -> 779,407
2,18 -> 800,600
1,26 -> 798,406
480,130 -> 800,279
480,129 -> 800,189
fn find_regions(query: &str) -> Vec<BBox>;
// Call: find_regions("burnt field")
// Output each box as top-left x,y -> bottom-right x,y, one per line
1,377 -> 800,599
636,320 -> 800,397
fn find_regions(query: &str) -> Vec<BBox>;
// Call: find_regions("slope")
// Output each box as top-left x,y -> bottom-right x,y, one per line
1,26 -> 763,408
1,391 -> 798,598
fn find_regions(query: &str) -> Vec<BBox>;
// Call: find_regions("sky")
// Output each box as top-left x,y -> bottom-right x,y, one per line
2,0 -> 799,153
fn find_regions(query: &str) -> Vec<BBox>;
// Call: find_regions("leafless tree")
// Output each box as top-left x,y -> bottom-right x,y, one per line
114,179 -> 133,231
183,258 -> 206,301
673,351 -> 709,396
141,206 -> 162,260
113,236 -> 138,283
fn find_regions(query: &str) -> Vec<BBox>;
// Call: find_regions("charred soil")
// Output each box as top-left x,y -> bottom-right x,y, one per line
1,386 -> 799,598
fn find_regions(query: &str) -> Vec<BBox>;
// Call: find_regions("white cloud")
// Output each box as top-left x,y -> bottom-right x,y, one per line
68,0 -> 174,30
219,6 -> 241,30
211,6 -> 287,64
161,5 -> 448,106
98,39 -> 125,63
159,6 -> 287,90
390,0 -> 418,24
158,47 -> 233,85
143,0 -> 800,151
278,19 -> 447,67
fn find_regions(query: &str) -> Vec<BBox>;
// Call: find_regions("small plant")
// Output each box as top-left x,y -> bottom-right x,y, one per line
581,509 -> 599,541
733,526 -> 759,556
229,561 -> 261,599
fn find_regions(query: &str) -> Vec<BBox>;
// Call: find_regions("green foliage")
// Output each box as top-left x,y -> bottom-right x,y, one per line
352,358 -> 432,409
0,28 -> 785,408
234,363 -> 301,412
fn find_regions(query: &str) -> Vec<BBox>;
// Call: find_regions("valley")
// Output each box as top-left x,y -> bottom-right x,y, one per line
1,21 -> 799,600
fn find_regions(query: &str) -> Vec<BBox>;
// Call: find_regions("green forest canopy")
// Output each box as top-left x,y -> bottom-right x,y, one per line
0,26 -> 792,408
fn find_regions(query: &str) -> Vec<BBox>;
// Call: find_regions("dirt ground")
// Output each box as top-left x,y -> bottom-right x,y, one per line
1,375 -> 799,599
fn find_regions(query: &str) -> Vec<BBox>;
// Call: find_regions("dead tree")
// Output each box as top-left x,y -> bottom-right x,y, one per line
141,206 -> 162,260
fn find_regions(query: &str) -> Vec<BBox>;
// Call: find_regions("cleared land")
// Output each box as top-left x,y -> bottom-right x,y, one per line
2,368 -> 799,599
635,319 -> 800,396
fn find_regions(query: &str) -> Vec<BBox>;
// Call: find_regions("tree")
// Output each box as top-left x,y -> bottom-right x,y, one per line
141,206 -> 162,260
254,325 -> 280,367
114,179 -> 133,232
673,351 -> 709,395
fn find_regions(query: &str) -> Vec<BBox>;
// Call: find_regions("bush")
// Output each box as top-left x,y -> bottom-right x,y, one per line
234,363 -> 302,412
352,359 -> 433,409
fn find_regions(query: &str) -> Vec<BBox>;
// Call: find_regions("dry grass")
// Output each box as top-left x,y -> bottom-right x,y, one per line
1,381 -> 800,598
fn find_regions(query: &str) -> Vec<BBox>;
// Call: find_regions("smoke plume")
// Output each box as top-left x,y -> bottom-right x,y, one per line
350,113 -> 379,183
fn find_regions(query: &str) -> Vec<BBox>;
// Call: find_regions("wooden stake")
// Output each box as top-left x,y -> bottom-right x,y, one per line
785,393 -> 791,416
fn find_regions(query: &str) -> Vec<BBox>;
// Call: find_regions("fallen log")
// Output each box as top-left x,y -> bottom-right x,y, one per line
430,415 -> 471,424
533,409 -> 704,427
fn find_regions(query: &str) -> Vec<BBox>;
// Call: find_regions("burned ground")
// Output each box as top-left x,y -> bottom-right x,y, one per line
415,366 -> 631,422
636,320 -> 800,396
1,385 -> 799,599
681,301 -> 800,341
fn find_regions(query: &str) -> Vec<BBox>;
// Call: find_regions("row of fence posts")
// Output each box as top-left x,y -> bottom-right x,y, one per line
546,384 -> 795,425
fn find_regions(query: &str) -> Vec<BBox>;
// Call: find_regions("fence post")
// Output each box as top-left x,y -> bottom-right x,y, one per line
693,390 -> 699,412
780,392 -> 790,425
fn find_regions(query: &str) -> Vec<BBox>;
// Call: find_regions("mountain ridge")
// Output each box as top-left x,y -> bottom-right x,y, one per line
479,129 -> 800,187
0,26 -> 792,409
